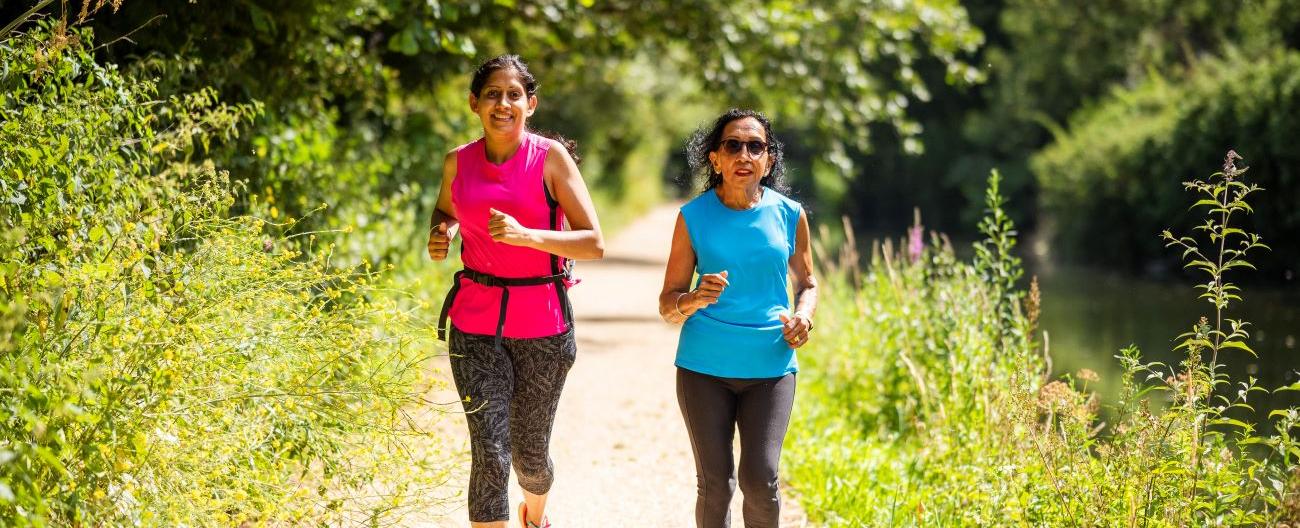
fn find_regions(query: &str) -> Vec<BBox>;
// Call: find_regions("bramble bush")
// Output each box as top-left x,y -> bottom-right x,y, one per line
788,158 -> 1300,525
1,24 -> 451,526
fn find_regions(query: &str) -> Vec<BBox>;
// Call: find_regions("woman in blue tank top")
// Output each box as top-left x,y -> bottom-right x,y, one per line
658,108 -> 819,528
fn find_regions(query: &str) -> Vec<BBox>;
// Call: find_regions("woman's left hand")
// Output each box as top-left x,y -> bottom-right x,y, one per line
488,208 -> 539,247
779,312 -> 812,349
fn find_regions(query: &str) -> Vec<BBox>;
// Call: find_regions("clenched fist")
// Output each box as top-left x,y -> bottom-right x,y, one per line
488,208 -> 538,247
779,311 -> 812,349
689,270 -> 729,309
428,223 -> 452,261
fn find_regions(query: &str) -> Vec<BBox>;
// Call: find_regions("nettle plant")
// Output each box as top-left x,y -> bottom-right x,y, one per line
1154,150 -> 1299,523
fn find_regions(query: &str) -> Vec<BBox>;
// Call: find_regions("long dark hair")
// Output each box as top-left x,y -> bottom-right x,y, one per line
684,108 -> 787,193
469,54 -> 580,164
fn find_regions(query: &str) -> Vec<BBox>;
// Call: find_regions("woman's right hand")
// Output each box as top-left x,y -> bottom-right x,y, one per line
428,224 -> 452,261
689,270 -> 729,309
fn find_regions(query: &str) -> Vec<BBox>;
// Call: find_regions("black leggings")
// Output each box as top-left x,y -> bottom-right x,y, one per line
676,368 -> 796,528
449,326 -> 576,523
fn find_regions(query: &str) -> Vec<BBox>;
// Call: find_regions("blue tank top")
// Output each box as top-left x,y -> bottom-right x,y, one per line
675,187 -> 802,379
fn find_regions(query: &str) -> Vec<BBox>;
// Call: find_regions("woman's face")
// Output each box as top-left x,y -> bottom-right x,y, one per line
708,117 -> 770,189
470,68 -> 536,137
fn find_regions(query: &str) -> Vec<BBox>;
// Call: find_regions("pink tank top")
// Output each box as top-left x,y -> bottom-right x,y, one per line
448,132 -> 573,338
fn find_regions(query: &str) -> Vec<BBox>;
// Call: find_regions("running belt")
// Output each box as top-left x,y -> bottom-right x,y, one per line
435,266 -> 573,349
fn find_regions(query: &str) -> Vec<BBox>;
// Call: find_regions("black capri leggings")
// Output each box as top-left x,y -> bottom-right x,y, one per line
677,367 -> 796,528
449,326 -> 576,523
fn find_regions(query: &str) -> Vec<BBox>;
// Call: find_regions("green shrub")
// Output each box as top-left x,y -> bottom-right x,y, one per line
1,25 -> 449,526
1033,50 -> 1300,278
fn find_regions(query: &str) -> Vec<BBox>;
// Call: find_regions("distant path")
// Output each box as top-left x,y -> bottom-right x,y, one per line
414,204 -> 808,527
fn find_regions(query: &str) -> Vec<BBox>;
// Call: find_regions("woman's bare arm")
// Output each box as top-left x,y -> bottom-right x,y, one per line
781,209 -> 818,347
658,212 -> 729,324
427,150 -> 459,261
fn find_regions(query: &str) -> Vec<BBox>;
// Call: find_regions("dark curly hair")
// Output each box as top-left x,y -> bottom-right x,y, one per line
684,108 -> 787,193
469,54 -> 580,164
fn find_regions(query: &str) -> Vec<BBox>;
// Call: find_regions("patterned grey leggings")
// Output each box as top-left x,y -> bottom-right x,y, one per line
448,326 -> 576,523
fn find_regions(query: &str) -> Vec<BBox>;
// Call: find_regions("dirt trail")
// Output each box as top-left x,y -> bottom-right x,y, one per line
416,204 -> 808,527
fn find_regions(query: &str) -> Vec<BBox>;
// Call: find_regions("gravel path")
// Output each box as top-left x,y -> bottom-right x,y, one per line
415,204 -> 808,527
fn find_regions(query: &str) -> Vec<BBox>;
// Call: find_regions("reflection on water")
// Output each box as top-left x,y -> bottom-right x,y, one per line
1035,265 -> 1300,426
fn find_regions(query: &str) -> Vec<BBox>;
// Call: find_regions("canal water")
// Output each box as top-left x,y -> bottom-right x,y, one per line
1035,265 -> 1300,427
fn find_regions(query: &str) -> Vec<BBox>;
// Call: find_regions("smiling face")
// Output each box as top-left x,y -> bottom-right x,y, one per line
708,117 -> 771,189
469,67 -> 536,138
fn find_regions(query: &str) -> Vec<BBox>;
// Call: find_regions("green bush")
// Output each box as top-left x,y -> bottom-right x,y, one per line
788,167 -> 1300,525
1033,50 -> 1300,278
1,25 -> 449,526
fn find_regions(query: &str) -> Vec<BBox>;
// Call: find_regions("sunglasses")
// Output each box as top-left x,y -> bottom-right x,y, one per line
720,139 -> 769,157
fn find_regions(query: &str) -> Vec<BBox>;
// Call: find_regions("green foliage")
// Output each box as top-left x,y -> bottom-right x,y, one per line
837,0 -> 1300,248
1,25 -> 448,526
980,0 -> 1299,216
987,0 -> 1296,141
787,163 -> 1300,525
0,1 -> 990,283
1034,50 -> 1300,276
71,0 -> 984,209
1005,0 -> 1299,272
973,169 -> 1023,339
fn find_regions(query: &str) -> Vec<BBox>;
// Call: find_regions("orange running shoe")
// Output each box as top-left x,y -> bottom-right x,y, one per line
518,502 -> 551,528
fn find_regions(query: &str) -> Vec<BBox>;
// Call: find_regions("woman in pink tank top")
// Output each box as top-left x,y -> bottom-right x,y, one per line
426,55 -> 604,528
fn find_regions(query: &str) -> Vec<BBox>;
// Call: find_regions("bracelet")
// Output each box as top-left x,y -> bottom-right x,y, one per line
674,292 -> 689,318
